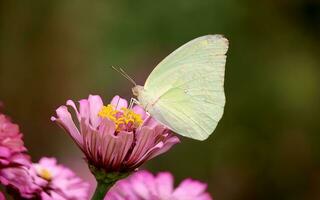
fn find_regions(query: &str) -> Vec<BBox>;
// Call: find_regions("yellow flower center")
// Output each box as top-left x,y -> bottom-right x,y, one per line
98,104 -> 143,132
39,168 -> 53,181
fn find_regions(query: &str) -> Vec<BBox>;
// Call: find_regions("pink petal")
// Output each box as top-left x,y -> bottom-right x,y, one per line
88,95 -> 104,128
110,95 -> 128,110
196,193 -> 213,200
141,116 -> 160,129
83,128 -> 100,164
126,127 -> 157,165
127,127 -> 179,167
132,105 -> 147,119
51,106 -> 83,146
105,170 -> 213,200
100,132 -> 133,169
97,120 -> 133,169
130,171 -> 156,199
10,154 -> 31,166
38,157 -> 57,167
172,179 -> 208,199
98,119 -> 116,136
66,100 -> 80,121
110,131 -> 134,169
133,142 -> 170,169
78,99 -> 90,125
107,180 -> 138,199
0,146 -> 10,158
0,167 -> 42,198
148,135 -> 180,160
155,172 -> 174,199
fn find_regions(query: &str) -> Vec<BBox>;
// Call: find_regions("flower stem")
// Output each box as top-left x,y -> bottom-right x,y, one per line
91,179 -> 114,200
89,165 -> 130,200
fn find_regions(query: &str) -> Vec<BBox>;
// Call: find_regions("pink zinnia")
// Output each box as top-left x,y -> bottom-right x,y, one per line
0,114 -> 30,167
0,157 -> 89,199
0,113 -> 37,198
106,170 -> 213,200
33,157 -> 90,200
51,95 -> 179,172
0,112 -> 89,199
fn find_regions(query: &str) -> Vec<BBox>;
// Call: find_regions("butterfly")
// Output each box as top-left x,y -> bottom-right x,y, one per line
117,35 -> 228,140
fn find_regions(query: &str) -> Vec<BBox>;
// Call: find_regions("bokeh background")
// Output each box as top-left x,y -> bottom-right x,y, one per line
1,0 -> 320,199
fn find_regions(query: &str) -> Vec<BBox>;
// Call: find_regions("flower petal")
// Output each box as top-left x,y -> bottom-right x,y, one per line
66,100 -> 80,121
111,131 -> 134,169
132,105 -> 147,120
51,106 -> 83,146
172,179 -> 208,199
88,95 -> 104,128
0,167 -> 42,198
148,134 -> 180,160
130,171 -> 156,199
155,172 -> 174,199
106,171 -> 213,200
110,95 -> 128,110
126,127 -> 157,166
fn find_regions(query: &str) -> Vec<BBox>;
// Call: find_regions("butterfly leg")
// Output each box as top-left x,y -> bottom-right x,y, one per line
129,98 -> 140,109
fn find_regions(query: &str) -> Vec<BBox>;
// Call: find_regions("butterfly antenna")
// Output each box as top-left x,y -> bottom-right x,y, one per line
119,67 -> 137,85
111,66 -> 137,86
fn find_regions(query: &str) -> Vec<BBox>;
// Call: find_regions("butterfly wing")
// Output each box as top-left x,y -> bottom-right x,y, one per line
143,35 -> 228,140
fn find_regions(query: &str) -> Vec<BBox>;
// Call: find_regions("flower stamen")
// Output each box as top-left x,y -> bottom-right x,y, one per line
38,168 -> 53,181
98,104 -> 143,132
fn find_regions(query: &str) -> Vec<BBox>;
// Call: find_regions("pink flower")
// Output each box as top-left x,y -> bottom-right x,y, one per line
0,157 -> 89,199
0,114 -> 30,167
51,95 -> 179,172
33,157 -> 90,200
0,112 -> 89,199
105,170 -> 213,200
0,112 -> 37,198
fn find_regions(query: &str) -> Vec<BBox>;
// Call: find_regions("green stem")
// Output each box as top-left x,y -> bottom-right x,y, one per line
91,179 -> 115,200
89,165 -> 131,200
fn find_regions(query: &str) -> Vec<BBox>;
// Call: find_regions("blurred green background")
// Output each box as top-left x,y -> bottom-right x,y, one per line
1,0 -> 320,199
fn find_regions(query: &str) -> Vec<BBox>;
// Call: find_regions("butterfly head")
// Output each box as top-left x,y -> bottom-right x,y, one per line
132,85 -> 153,111
132,85 -> 144,97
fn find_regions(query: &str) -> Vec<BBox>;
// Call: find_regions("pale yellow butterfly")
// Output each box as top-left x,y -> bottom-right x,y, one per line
124,35 -> 228,140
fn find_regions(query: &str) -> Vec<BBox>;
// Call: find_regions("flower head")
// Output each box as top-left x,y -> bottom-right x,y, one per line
0,111 -> 89,199
105,170 -> 213,200
33,157 -> 90,200
0,114 -> 30,167
0,112 -> 36,198
51,95 -> 179,172
0,157 -> 89,199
